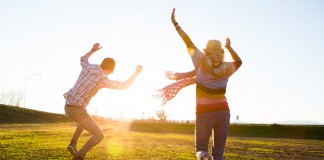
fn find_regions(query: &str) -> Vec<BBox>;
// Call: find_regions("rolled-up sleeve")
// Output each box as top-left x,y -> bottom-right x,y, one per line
80,56 -> 90,68
215,62 -> 241,77
102,79 -> 131,90
234,61 -> 242,69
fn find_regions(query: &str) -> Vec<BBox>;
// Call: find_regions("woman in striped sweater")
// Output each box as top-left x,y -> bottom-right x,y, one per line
157,8 -> 242,160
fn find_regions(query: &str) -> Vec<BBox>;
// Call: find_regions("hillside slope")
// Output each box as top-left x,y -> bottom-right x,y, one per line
0,104 -> 72,123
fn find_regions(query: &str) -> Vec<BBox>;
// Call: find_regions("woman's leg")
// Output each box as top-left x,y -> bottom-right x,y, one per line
195,113 -> 213,159
211,111 -> 230,160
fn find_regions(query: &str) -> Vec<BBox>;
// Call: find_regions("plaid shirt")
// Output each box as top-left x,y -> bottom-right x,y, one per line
64,56 -> 132,108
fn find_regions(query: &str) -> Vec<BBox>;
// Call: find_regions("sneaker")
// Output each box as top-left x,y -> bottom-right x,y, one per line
67,145 -> 77,155
72,155 -> 84,160
201,155 -> 212,160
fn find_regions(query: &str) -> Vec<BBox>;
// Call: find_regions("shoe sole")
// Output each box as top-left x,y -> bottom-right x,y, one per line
202,156 -> 212,160
67,146 -> 77,155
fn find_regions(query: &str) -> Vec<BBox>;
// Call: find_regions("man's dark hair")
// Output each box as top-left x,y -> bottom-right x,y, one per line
100,58 -> 115,71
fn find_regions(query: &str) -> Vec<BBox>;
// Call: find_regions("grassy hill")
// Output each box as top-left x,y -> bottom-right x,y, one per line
1,104 -> 324,140
0,104 -> 72,123
130,122 -> 324,140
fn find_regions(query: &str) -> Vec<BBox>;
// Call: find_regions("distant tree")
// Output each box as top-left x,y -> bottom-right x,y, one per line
156,109 -> 167,122
147,116 -> 156,122
0,90 -> 23,107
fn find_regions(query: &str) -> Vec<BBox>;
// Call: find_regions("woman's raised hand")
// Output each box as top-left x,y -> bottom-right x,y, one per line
171,8 -> 177,24
225,37 -> 231,49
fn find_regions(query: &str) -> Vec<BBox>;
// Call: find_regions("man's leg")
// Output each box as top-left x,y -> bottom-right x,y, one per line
68,126 -> 84,155
65,107 -> 104,159
75,116 -> 104,158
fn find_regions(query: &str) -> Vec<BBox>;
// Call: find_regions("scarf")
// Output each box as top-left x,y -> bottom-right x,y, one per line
155,56 -> 227,106
155,75 -> 196,106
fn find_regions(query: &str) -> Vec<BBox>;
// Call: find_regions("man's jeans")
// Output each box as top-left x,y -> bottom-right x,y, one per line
195,111 -> 230,160
65,105 -> 104,157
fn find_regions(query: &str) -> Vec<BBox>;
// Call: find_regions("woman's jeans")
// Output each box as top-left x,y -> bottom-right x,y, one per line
195,111 -> 230,160
65,105 -> 104,157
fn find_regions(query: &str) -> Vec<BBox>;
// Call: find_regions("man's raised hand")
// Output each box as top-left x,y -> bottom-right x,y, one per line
136,65 -> 143,73
91,43 -> 102,52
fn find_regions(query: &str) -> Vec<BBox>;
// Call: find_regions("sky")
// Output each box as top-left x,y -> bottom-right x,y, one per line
1,0 -> 323,124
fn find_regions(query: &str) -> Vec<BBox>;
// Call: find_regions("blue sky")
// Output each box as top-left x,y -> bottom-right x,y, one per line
1,0 -> 323,124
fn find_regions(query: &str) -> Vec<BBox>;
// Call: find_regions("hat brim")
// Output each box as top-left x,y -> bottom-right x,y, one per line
203,48 -> 224,55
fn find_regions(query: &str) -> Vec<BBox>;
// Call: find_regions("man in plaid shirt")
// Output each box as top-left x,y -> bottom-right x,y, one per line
64,43 -> 143,160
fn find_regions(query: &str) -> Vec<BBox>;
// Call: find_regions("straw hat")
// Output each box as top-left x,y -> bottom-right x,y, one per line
203,40 -> 223,55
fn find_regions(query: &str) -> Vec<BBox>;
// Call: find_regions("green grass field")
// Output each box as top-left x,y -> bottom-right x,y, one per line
1,122 -> 324,160
1,105 -> 323,159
